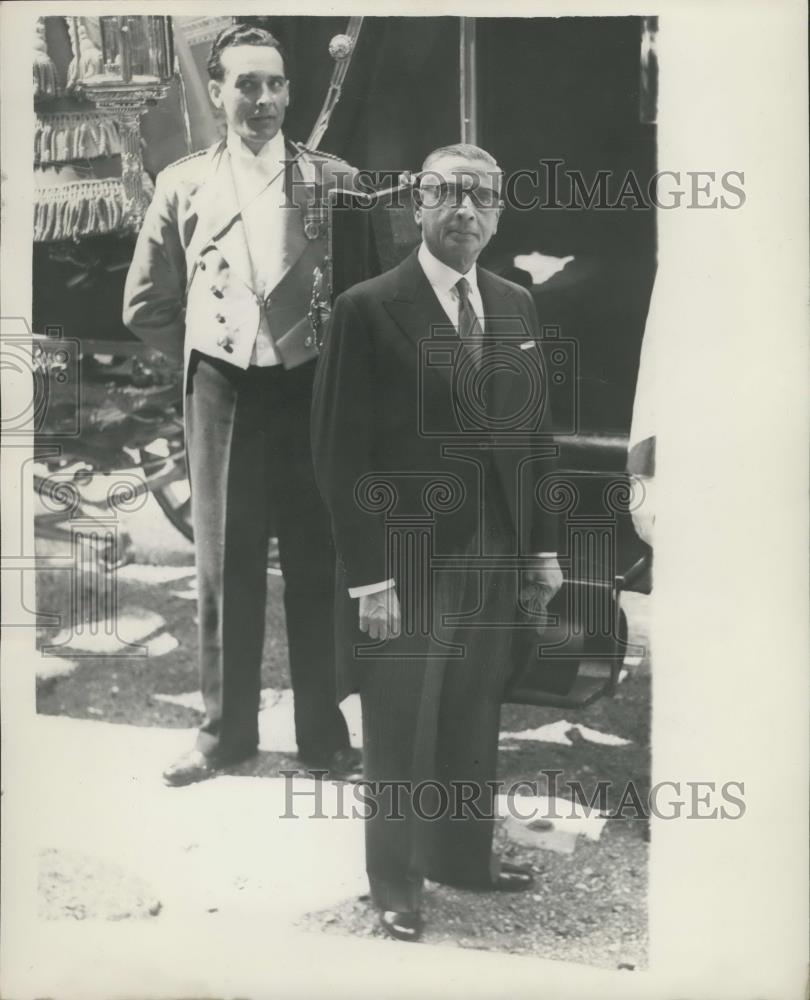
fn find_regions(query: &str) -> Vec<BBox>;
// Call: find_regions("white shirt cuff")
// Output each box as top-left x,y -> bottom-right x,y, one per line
348,579 -> 395,598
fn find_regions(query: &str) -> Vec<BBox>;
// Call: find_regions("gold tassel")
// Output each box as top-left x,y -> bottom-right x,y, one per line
34,180 -> 128,242
34,113 -> 122,167
33,18 -> 59,99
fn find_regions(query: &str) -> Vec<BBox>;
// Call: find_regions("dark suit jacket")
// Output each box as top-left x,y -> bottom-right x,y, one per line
312,248 -> 559,696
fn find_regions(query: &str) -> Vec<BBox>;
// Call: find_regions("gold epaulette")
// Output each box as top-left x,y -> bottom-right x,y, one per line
164,148 -> 208,171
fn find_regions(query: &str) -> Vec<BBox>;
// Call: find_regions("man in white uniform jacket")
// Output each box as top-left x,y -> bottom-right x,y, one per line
123,24 -> 361,786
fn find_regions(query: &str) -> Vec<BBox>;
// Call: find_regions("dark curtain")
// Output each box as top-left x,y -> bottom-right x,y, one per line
478,17 -> 657,436
238,16 -> 459,174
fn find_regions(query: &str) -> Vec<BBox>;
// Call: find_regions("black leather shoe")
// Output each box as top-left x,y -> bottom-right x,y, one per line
379,910 -> 423,942
299,747 -> 363,782
162,748 -> 255,787
492,862 -> 534,892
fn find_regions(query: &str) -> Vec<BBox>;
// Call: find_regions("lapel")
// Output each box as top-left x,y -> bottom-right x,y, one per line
383,249 -> 458,375
187,138 -> 311,296
187,140 -> 253,292
476,265 -> 516,326
382,252 -> 528,398
476,267 -> 533,420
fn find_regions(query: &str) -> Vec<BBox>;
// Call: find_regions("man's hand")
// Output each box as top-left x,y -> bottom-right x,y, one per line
520,555 -> 564,629
358,587 -> 401,641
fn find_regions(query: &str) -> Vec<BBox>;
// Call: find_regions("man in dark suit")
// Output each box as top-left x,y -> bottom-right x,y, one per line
123,24 -> 361,786
312,143 -> 563,940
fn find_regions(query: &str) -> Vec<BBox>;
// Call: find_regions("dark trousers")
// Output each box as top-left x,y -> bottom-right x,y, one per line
185,352 -> 350,762
359,487 -> 516,912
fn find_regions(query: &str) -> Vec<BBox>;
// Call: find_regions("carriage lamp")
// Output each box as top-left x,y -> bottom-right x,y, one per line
71,16 -> 175,228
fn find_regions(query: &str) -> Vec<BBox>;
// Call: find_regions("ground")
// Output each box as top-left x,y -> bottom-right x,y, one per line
31,492 -> 651,972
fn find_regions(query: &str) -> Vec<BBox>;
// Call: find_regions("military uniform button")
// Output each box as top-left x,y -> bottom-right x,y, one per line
304,336 -> 313,347
211,286 -> 224,298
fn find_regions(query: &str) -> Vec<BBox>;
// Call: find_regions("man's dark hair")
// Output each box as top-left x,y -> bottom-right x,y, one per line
207,24 -> 287,81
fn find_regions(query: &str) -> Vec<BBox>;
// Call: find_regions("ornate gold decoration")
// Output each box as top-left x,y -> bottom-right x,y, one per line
308,265 -> 332,349
70,16 -> 175,229
33,18 -> 59,99
305,18 -> 364,151
328,34 -> 355,60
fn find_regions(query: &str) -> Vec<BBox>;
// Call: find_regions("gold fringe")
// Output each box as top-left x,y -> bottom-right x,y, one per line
34,180 -> 127,241
34,17 -> 59,99
34,55 -> 59,99
34,113 -> 122,166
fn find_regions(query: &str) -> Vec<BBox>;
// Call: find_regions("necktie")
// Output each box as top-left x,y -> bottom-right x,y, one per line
455,276 -> 479,340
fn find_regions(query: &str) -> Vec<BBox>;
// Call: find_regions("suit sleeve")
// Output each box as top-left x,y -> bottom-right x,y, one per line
122,171 -> 186,363
523,288 -> 561,554
311,291 -> 389,589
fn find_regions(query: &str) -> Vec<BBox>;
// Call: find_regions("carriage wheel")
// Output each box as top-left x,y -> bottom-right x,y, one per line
132,438 -> 194,542
151,473 -> 194,541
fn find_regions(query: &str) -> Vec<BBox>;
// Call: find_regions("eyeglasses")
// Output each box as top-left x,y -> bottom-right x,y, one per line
415,180 -> 501,210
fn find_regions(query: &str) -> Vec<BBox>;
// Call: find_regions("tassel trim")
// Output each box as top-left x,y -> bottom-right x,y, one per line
34,17 -> 59,99
34,180 -> 128,241
34,54 -> 59,99
35,113 -> 122,166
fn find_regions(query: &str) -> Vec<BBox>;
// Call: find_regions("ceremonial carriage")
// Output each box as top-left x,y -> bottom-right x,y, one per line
31,14 -> 654,706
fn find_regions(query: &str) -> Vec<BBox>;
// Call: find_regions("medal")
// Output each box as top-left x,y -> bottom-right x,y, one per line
303,202 -> 326,240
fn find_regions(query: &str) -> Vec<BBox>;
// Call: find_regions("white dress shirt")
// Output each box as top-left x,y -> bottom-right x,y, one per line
226,130 -> 287,366
416,241 -> 485,332
349,241 -> 555,600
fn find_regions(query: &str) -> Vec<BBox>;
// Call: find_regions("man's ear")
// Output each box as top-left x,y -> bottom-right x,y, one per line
208,78 -> 223,110
411,177 -> 423,228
